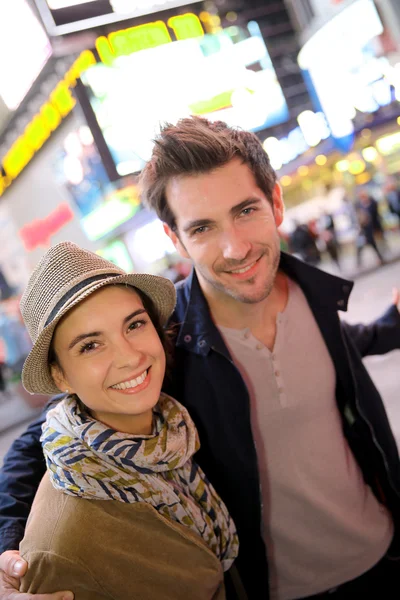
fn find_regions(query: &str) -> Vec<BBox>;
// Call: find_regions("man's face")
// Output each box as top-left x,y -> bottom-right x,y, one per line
164,158 -> 284,305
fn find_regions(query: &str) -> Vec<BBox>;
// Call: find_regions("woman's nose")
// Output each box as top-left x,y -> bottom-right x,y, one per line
112,338 -> 143,369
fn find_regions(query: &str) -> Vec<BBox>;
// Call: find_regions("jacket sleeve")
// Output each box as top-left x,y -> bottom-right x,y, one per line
0,398 -> 62,554
341,304 -> 400,358
20,551 -> 111,599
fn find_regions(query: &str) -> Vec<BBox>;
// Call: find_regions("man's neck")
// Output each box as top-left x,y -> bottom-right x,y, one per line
199,270 -> 289,335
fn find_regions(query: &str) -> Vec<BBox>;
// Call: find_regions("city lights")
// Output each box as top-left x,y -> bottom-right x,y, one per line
335,160 -> 349,172
315,155 -> 327,166
263,137 -> 283,170
280,176 -> 292,187
348,159 -> 366,175
297,165 -> 309,176
376,132 -> 400,155
297,111 -> 330,147
361,147 -> 378,162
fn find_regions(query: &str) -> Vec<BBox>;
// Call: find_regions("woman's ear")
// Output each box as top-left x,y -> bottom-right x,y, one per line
50,364 -> 72,394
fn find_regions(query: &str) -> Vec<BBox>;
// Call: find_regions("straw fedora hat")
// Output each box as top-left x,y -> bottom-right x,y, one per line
20,241 -> 176,395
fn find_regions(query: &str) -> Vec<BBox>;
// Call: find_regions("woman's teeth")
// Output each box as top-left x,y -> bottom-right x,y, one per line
111,370 -> 148,390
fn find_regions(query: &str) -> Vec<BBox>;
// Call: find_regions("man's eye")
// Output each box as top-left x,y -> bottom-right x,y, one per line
241,207 -> 255,216
192,226 -> 209,235
79,341 -> 98,354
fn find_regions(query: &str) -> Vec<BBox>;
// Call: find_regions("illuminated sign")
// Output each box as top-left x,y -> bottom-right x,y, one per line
36,0 -> 201,36
0,51 -> 96,198
19,203 -> 74,251
96,13 -> 204,65
81,185 -> 141,240
0,0 -> 52,111
298,0 -> 392,150
97,240 -> 134,272
83,18 -> 288,176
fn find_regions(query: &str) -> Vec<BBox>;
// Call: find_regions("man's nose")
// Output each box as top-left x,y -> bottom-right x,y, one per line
221,228 -> 251,262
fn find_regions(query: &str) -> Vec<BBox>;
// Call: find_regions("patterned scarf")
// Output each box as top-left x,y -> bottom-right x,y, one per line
41,393 -> 238,571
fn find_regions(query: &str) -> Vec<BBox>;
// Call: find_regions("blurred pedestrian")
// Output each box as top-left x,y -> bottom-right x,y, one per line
385,181 -> 400,221
319,212 -> 341,269
356,191 -> 385,267
289,221 -> 321,266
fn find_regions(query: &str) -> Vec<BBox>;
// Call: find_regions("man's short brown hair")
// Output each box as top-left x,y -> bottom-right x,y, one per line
139,116 -> 277,232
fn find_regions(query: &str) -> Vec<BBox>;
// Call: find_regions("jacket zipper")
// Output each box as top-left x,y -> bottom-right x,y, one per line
339,325 -> 400,500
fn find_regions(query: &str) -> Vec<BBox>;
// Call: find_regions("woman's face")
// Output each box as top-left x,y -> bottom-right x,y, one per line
51,285 -> 166,435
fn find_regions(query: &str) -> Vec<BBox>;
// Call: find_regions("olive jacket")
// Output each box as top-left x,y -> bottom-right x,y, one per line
20,473 -> 225,600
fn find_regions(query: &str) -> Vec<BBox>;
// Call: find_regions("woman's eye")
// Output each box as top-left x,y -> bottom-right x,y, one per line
79,341 -> 98,354
128,319 -> 146,332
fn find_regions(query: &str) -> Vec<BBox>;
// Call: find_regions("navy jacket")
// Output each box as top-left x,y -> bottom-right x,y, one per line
1,253 -> 400,599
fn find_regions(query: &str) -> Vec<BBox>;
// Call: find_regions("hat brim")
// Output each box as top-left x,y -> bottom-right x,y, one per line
22,273 -> 176,396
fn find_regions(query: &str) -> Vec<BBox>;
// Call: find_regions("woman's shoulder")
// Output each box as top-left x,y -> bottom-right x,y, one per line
20,473 -> 224,600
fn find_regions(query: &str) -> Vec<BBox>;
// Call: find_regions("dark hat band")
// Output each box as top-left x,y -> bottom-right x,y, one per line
44,273 -> 120,328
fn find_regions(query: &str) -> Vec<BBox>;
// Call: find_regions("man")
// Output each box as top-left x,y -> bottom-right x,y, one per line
385,181 -> 400,221
1,117 -> 400,600
289,221 -> 320,266
355,190 -> 386,267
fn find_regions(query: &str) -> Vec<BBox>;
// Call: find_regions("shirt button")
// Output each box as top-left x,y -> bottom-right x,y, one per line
184,334 -> 192,343
243,330 -> 250,340
278,387 -> 284,394
198,340 -> 206,348
256,343 -> 264,350
337,299 -> 345,308
275,371 -> 280,377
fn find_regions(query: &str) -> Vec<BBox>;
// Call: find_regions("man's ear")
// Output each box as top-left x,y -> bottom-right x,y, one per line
163,223 -> 190,259
50,364 -> 73,395
272,182 -> 285,228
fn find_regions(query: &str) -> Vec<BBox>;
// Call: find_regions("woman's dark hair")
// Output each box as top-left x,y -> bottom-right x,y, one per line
48,284 -> 175,386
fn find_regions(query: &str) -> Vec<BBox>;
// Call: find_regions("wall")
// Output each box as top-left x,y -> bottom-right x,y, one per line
0,113 -> 99,281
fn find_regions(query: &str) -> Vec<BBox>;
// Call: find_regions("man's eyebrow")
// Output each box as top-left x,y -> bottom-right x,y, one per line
182,197 -> 263,234
67,309 -> 148,350
230,197 -> 263,215
183,218 -> 215,234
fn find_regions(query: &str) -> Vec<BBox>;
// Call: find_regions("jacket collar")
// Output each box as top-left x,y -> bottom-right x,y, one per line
175,252 -> 354,354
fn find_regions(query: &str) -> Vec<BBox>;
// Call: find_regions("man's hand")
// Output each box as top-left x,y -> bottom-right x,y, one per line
0,550 -> 73,599
392,288 -> 400,311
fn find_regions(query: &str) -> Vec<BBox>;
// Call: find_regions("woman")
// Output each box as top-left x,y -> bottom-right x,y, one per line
18,241 -> 239,599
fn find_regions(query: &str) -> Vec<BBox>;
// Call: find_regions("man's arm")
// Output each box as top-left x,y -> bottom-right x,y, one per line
0,390 -> 66,556
342,290 -> 400,358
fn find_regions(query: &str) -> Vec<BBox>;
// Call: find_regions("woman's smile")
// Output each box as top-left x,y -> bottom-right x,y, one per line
51,285 -> 166,434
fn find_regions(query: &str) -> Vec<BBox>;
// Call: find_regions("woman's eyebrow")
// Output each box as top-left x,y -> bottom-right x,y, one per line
68,309 -> 148,350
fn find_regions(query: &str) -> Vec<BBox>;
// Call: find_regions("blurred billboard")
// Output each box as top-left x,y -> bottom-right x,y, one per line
298,0 -> 399,151
78,18 -> 289,176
